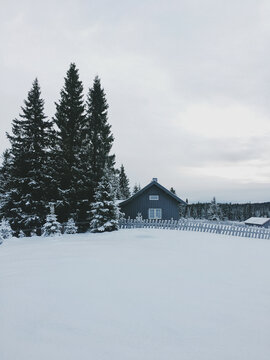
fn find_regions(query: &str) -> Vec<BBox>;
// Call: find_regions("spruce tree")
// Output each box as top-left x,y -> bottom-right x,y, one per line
84,76 -> 115,203
89,166 -> 119,233
110,168 -> 121,199
207,197 -> 223,221
1,79 -> 53,234
118,164 -> 130,199
133,183 -> 141,195
0,218 -> 13,240
185,205 -> 191,218
53,63 -> 86,222
0,150 -> 12,213
42,213 -> 62,237
179,203 -> 185,218
64,218 -> 78,234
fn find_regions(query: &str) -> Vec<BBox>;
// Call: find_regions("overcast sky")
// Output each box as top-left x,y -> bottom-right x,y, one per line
1,0 -> 270,203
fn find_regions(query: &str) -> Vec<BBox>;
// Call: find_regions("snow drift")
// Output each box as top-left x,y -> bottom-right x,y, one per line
0,229 -> 270,360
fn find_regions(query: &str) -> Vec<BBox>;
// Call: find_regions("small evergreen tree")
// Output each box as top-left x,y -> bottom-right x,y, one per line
190,205 -> 198,219
42,213 -> 62,237
18,230 -> 25,238
207,197 -> 223,221
116,205 -> 125,221
64,218 -> 78,234
179,204 -> 186,218
0,218 -> 13,240
118,165 -> 130,199
133,183 -> 141,195
185,205 -> 191,218
89,167 -> 119,233
110,168 -> 121,199
201,206 -> 206,219
243,203 -> 252,220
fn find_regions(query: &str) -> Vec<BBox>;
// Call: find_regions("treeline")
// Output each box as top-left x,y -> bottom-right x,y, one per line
181,199 -> 270,221
0,63 -> 131,235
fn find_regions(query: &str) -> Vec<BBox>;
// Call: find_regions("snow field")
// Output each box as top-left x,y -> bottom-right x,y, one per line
0,229 -> 270,360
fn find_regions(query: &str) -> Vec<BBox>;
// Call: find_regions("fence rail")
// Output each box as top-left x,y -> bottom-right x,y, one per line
119,219 -> 270,240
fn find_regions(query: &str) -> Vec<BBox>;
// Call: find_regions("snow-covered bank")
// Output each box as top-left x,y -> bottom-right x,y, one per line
0,229 -> 270,360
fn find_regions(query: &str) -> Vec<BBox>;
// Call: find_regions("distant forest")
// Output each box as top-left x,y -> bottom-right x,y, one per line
181,201 -> 270,221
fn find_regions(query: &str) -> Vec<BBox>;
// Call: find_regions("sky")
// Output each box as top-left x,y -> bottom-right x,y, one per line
1,0 -> 270,203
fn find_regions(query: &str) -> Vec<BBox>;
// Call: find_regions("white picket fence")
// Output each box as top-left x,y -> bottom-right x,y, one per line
119,218 -> 270,240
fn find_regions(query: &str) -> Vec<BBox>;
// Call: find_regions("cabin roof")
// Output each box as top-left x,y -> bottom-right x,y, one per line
119,180 -> 187,206
245,217 -> 270,225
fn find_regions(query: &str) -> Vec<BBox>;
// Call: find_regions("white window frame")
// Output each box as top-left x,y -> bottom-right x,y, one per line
149,195 -> 159,200
148,208 -> 162,219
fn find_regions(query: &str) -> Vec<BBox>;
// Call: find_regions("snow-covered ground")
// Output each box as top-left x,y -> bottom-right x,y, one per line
0,229 -> 270,360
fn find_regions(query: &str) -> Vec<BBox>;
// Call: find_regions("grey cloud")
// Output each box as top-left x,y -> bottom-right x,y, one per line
1,0 -> 270,202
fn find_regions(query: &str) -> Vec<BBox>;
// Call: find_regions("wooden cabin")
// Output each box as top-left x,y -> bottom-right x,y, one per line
119,178 -> 186,220
244,217 -> 270,228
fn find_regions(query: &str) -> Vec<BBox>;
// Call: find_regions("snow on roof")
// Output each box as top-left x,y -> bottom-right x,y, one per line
245,217 -> 270,225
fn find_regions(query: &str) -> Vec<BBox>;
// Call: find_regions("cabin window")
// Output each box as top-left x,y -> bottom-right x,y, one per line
148,208 -> 162,219
149,195 -> 159,200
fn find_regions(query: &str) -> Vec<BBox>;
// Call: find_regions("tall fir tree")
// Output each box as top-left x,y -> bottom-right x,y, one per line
53,63 -> 86,222
84,76 -> 115,204
1,79 -> 53,234
118,164 -> 130,199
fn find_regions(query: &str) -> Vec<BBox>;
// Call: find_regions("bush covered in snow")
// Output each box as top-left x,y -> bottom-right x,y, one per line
136,212 -> 142,221
42,214 -> 62,237
30,229 -> 37,237
0,218 -> 13,241
18,230 -> 25,238
64,218 -> 78,234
